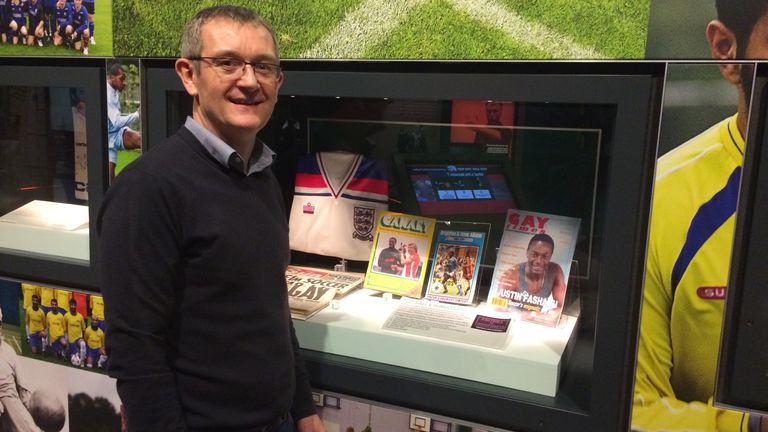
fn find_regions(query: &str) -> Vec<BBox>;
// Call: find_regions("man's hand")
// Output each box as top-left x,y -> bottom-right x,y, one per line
295,414 -> 325,432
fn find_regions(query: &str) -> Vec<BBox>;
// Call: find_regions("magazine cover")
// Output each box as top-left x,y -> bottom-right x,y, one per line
486,210 -> 580,326
365,211 -> 436,298
285,266 -> 365,320
425,229 -> 486,305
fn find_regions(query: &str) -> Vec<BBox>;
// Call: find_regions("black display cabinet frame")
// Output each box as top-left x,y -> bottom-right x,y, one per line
715,62 -> 768,416
0,57 -> 108,291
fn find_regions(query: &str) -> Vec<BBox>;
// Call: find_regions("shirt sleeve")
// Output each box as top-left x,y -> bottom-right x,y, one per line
288,319 -> 317,422
97,168 -> 187,432
106,88 -> 139,131
631,221 -> 756,432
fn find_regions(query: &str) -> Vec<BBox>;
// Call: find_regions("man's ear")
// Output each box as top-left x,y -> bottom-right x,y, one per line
707,19 -> 742,85
175,58 -> 199,97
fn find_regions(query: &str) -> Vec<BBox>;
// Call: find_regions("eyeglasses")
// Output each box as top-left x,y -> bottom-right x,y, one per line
189,57 -> 283,82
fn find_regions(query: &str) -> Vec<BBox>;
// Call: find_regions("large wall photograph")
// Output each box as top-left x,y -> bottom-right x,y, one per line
113,0 -> 651,59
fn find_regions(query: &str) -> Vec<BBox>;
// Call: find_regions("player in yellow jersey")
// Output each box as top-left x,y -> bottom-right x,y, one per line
84,317 -> 106,369
65,298 -> 86,367
89,294 -> 105,331
632,1 -> 768,430
20,283 -> 39,310
46,299 -> 67,359
25,294 -> 46,354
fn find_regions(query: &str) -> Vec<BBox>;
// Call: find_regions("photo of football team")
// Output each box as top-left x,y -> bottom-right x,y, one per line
0,0 -> 109,56
21,284 -> 108,371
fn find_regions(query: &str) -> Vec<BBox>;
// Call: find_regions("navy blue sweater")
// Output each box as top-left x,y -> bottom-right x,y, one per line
97,126 -> 315,431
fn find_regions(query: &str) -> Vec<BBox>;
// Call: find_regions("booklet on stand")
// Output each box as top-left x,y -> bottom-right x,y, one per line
486,210 -> 580,326
364,211 -> 436,298
425,226 -> 486,305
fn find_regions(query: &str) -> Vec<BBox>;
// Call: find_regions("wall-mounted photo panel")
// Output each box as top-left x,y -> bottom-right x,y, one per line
113,0 -> 651,59
105,58 -> 142,185
0,0 -> 113,57
631,62 -> 756,431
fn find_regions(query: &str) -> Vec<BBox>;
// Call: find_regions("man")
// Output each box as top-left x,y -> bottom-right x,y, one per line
51,0 -> 70,48
467,101 -> 512,151
24,295 -> 45,355
106,63 -> 141,184
82,0 -> 92,45
498,234 -> 566,309
66,0 -> 88,55
45,300 -> 66,359
0,307 -> 41,432
83,318 -> 104,369
87,294 -> 104,331
64,299 -> 86,367
24,0 -> 45,47
631,1 -> 768,430
97,6 -> 324,431
7,0 -> 27,45
399,242 -> 421,279
20,284 -> 39,311
377,236 -> 401,274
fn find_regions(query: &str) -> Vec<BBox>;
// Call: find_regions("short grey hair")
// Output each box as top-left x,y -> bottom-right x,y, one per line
179,5 -> 279,59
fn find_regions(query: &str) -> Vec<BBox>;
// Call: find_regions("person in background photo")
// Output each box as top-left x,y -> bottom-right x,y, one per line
44,299 -> 66,360
83,317 -> 105,369
25,0 -> 46,47
106,63 -> 142,184
25,295 -> 45,355
64,299 -> 86,367
631,1 -> 768,430
83,0 -> 94,45
0,307 -> 45,432
67,0 -> 90,55
376,236 -> 401,274
98,5 -> 324,431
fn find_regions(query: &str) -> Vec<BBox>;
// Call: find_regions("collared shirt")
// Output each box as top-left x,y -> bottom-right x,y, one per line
106,83 -> 139,133
184,116 -> 275,175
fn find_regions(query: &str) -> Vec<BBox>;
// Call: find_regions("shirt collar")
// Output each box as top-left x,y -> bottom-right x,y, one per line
720,114 -> 745,165
184,116 -> 275,175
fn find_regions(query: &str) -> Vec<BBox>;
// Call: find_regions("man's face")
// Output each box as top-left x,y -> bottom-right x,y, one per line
388,237 -> 396,248
56,0 -> 65,8
485,102 -> 502,123
526,240 -> 553,275
74,0 -> 81,10
51,300 -> 58,312
186,18 -> 282,144
70,303 -> 77,314
32,298 -> 39,309
91,320 -> 99,330
109,70 -> 126,92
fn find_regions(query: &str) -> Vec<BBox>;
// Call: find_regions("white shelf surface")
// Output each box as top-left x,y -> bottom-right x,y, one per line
0,200 -> 89,261
294,290 -> 578,397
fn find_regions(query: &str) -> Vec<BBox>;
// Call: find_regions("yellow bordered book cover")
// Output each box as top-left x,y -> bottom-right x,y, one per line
365,211 -> 436,298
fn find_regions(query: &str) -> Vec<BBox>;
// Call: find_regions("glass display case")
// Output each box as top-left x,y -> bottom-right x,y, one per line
716,62 -> 768,415
142,60 -> 664,431
0,58 -> 107,290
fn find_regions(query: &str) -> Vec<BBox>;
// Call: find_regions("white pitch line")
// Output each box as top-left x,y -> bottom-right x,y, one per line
300,0 -> 428,58
447,0 -> 605,59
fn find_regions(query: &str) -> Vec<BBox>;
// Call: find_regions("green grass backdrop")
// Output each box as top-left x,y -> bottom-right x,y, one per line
113,0 -> 650,59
